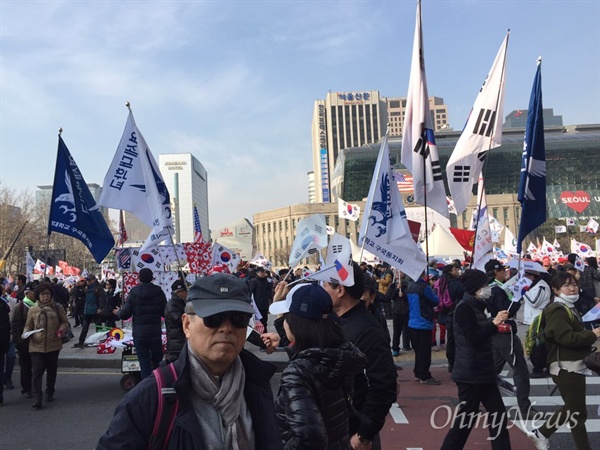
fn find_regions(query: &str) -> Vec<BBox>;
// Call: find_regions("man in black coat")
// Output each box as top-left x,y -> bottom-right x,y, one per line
249,267 -> 273,331
164,279 -> 188,362
323,262 -> 397,450
97,273 -> 283,450
114,268 -> 167,379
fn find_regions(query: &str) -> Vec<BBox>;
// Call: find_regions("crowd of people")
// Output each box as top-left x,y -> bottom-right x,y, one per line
1,252 -> 599,449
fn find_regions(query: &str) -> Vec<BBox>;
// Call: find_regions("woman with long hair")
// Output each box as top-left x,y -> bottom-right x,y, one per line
267,282 -> 367,449
23,283 -> 70,409
526,271 -> 600,450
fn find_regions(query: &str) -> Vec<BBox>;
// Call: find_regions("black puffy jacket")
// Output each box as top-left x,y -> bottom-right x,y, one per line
275,341 -> 367,449
164,293 -> 186,359
451,294 -> 499,384
119,282 -> 167,338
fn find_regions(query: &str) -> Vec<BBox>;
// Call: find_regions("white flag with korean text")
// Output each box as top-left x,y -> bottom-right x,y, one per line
472,177 -> 493,271
359,135 -> 426,281
98,110 -> 173,250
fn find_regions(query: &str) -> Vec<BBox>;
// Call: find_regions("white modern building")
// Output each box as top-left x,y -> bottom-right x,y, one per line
158,153 -> 209,244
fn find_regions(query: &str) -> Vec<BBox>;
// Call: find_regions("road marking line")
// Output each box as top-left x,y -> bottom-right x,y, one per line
504,377 -> 600,385
503,396 -> 599,406
511,418 -> 600,433
389,403 -> 409,424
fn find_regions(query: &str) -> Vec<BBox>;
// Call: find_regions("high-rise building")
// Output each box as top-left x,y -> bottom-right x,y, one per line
307,171 -> 316,203
311,91 -> 451,204
503,108 -> 563,128
312,91 -> 387,203
36,183 -> 108,218
386,96 -> 450,136
159,154 -> 209,244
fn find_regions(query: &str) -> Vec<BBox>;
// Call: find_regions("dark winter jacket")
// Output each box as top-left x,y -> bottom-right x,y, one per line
164,293 -> 186,359
487,279 -> 520,334
335,302 -> 397,441
386,281 -> 409,316
101,289 -> 122,322
0,300 -> 10,355
83,282 -> 107,316
276,342 -> 367,449
118,282 -> 167,338
407,278 -> 439,330
10,301 -> 32,346
452,294 -> 499,384
97,345 -> 283,450
249,276 -> 273,311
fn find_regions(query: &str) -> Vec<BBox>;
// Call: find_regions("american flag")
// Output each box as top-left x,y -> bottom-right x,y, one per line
193,204 -> 203,243
117,210 -> 128,246
394,171 -> 414,193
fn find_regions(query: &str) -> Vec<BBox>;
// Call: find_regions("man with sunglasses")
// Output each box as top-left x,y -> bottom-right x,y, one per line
98,273 -> 283,450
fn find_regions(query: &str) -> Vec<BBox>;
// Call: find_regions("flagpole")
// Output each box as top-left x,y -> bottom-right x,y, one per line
471,30 -> 510,266
422,127 -> 430,270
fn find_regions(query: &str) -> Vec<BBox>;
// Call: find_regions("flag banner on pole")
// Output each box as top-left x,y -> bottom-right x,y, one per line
338,198 -> 361,221
400,0 -> 448,218
585,218 -> 599,234
574,257 -> 585,272
446,197 -> 457,215
553,238 -> 561,249
26,250 -> 35,281
449,228 -> 475,251
115,248 -> 132,271
49,136 -> 115,263
571,239 -> 594,258
582,303 -> 600,322
118,210 -> 128,246
193,204 -> 204,243
359,135 -> 426,281
446,33 -> 509,216
503,227 -> 518,254
472,177 -> 493,271
554,226 -> 567,233
288,214 -> 328,268
157,243 -> 186,265
211,244 -> 241,273
517,61 -> 546,253
307,234 -> 355,286
98,110 -> 173,250
34,259 -> 47,274
566,218 -> 577,226
541,238 -> 557,256
507,276 -> 533,302
579,225 -> 587,233
131,247 -> 164,271
249,253 -> 272,270
394,172 -> 414,193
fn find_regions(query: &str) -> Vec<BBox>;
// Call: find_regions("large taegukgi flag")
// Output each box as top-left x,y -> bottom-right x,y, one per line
400,0 -> 448,218
98,110 -> 173,251
446,33 -> 509,216
49,136 -> 115,263
288,214 -> 328,268
517,60 -> 546,254
359,135 -> 426,282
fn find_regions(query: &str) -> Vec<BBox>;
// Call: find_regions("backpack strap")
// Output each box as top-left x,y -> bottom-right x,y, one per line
148,364 -> 180,450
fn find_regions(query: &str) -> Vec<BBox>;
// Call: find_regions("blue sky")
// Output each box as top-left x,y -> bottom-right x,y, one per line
1,0 -> 598,230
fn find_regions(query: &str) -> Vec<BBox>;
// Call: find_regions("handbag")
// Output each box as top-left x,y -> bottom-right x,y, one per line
55,304 -> 74,344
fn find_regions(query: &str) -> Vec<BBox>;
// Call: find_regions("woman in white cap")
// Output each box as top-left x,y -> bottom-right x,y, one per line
267,282 -> 367,449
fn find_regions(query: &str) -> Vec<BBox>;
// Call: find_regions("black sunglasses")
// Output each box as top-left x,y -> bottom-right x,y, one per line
199,312 -> 252,329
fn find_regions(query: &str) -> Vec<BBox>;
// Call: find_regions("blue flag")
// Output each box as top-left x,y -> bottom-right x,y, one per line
517,61 -> 546,253
49,136 -> 115,263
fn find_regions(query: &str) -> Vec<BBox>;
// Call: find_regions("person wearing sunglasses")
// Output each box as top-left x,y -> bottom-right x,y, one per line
98,273 -> 283,450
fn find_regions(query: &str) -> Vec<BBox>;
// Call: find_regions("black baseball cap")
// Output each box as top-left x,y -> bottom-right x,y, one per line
186,273 -> 254,317
171,280 -> 187,293
484,259 -> 507,273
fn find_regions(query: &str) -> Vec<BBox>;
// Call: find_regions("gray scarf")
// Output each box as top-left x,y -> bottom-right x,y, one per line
187,347 -> 254,450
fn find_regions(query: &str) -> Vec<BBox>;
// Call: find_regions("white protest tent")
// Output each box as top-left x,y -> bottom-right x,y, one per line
421,225 -> 465,259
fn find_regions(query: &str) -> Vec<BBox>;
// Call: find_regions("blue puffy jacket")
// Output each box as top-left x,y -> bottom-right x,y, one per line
407,278 -> 439,330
